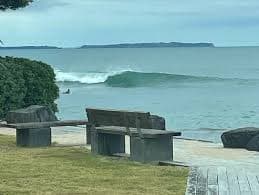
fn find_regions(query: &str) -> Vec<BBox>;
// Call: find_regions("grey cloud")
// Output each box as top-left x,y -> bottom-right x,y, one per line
0,0 -> 259,47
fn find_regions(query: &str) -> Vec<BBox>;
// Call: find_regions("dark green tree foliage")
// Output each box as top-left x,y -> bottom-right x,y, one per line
0,57 -> 59,118
0,59 -> 25,117
0,0 -> 32,10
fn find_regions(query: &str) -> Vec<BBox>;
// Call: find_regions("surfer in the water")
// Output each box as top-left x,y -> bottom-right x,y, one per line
63,89 -> 70,94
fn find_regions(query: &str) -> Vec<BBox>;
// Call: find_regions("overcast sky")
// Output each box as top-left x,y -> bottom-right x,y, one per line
0,0 -> 259,47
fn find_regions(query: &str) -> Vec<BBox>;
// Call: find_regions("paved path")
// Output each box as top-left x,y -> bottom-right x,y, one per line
185,166 -> 259,195
174,138 -> 259,170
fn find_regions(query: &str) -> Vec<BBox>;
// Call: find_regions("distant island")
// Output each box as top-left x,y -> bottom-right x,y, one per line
0,42 -> 215,49
0,46 -> 61,49
80,42 -> 215,48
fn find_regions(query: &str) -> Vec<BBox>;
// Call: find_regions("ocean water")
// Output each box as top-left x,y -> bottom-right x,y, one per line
1,47 -> 259,142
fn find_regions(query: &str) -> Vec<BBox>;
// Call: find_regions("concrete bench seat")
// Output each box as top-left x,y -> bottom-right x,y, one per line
1,120 -> 88,147
3,120 -> 88,129
95,126 -> 181,138
91,125 -> 181,163
86,107 -> 165,144
86,107 -> 181,163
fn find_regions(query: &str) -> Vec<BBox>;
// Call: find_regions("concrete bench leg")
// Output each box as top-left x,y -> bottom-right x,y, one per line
86,124 -> 92,144
130,135 -> 173,163
91,131 -> 125,155
16,128 -> 51,147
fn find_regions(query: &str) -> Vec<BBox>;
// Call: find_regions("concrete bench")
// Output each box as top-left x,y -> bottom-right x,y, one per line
1,120 -> 88,147
86,107 -> 165,144
91,126 -> 181,163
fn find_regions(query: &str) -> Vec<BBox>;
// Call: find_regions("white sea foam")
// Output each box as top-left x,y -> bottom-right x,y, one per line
55,68 -> 133,84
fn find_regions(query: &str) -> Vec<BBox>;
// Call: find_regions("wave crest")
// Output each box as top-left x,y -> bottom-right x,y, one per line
55,69 -> 130,84
55,69 -> 254,87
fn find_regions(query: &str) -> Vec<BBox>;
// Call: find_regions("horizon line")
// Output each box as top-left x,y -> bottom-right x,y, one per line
1,41 -> 259,48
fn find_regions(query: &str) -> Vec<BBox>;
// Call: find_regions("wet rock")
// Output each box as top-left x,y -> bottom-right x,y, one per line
246,134 -> 259,151
221,127 -> 259,148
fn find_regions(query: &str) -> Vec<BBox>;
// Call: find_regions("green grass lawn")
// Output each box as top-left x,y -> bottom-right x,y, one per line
0,134 -> 188,195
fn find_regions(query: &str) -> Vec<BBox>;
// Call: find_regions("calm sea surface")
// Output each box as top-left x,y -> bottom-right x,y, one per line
1,47 -> 259,142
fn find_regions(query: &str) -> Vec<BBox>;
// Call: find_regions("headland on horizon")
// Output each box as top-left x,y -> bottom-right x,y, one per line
0,42 -> 215,49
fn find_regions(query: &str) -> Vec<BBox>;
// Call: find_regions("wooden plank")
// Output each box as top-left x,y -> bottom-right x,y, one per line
1,120 -> 88,129
86,107 -> 149,114
246,172 -> 259,195
135,113 -> 143,138
86,107 -> 152,129
123,112 -> 131,134
158,161 -> 189,167
96,126 -> 181,137
0,123 -> 18,128
208,167 -> 218,195
112,153 -> 130,158
208,167 -> 218,185
217,167 -> 229,195
185,167 -> 198,195
196,167 -> 208,195
227,168 -> 241,195
208,185 -> 218,195
237,169 -> 252,195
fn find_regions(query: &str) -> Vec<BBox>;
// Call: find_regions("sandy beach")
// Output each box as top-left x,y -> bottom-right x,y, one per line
0,126 -> 87,146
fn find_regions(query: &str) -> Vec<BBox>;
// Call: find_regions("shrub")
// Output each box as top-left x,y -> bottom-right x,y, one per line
0,0 -> 33,10
0,56 -> 59,119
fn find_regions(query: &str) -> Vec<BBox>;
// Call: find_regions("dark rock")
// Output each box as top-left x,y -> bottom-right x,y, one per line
246,134 -> 259,151
6,105 -> 57,124
150,115 -> 165,130
221,127 -> 259,148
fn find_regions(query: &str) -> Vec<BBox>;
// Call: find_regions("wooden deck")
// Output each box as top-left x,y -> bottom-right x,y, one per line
186,166 -> 259,195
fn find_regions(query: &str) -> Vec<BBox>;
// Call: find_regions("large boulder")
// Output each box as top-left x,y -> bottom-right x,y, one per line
6,105 -> 57,124
246,134 -> 259,151
221,127 -> 259,148
150,115 -> 165,130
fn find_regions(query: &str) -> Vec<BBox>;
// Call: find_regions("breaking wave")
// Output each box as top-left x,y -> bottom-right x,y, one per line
55,69 -> 256,87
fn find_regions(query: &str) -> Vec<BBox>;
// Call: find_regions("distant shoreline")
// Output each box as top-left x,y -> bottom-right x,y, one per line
2,44 -> 259,50
0,46 -> 61,50
80,42 -> 215,48
0,42 -> 215,49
